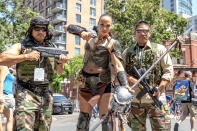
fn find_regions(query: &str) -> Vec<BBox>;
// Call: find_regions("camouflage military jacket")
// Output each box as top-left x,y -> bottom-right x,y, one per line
123,42 -> 162,86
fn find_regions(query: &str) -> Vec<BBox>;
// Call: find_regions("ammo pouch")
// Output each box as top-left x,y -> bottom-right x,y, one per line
17,82 -> 49,96
82,70 -> 111,95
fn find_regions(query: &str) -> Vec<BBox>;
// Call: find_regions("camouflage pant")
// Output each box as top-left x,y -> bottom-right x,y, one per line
14,85 -> 53,131
127,103 -> 171,131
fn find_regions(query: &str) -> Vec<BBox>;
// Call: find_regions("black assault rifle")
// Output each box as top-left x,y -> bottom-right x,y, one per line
132,66 -> 162,109
32,46 -> 68,59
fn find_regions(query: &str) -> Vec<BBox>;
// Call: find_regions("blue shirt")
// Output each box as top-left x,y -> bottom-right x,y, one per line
3,72 -> 14,95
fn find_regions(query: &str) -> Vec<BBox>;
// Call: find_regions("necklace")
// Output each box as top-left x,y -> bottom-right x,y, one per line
95,37 -> 106,45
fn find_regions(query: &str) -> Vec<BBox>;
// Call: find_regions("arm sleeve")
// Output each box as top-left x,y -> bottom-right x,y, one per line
67,24 -> 86,36
159,45 -> 174,81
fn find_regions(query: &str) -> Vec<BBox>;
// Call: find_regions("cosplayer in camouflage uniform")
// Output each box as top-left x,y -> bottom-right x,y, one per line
122,21 -> 173,131
65,14 -> 133,131
0,16 -> 67,131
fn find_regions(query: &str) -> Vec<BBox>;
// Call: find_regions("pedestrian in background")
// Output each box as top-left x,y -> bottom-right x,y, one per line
65,14 -> 134,130
174,71 -> 197,131
0,66 -> 15,131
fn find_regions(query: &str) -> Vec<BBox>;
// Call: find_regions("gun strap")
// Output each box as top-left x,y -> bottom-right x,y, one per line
106,38 -> 114,53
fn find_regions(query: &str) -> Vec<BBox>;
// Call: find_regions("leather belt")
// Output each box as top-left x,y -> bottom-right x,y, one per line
18,83 -> 49,96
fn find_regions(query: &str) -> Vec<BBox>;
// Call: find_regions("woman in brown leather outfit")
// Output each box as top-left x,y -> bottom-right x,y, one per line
65,14 -> 133,131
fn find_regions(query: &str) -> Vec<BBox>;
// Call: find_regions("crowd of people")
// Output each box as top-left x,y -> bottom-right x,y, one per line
0,14 -> 196,131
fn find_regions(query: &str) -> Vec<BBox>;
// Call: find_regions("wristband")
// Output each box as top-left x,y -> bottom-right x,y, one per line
24,54 -> 28,61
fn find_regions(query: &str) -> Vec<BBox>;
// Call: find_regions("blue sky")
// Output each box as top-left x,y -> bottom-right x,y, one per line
193,1 -> 197,16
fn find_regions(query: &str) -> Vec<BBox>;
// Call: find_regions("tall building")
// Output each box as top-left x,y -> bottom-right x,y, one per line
188,15 -> 197,33
25,0 -> 105,58
162,0 -> 192,17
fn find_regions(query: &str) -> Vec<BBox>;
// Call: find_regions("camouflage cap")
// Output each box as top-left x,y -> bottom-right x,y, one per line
30,16 -> 49,26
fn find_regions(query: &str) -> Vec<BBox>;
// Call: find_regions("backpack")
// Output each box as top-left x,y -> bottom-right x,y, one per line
174,80 -> 190,101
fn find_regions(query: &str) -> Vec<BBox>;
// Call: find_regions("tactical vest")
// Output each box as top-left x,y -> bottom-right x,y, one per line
16,39 -> 55,85
125,43 -> 163,86
82,38 -> 116,84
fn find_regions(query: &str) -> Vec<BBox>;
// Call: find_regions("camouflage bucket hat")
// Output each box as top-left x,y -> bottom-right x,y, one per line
30,16 -> 49,26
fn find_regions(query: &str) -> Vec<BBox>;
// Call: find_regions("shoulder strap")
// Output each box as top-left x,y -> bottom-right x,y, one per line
106,38 -> 115,53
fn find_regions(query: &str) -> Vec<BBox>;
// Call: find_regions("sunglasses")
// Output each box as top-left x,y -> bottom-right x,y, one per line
33,27 -> 47,32
136,30 -> 150,34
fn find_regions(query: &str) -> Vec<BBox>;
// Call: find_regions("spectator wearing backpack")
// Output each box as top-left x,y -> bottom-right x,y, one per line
174,71 -> 197,131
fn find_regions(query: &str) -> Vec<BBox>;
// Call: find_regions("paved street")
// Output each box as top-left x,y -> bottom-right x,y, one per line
51,112 -> 197,131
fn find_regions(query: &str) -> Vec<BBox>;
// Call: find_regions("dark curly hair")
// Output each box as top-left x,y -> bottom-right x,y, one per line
25,24 -> 53,42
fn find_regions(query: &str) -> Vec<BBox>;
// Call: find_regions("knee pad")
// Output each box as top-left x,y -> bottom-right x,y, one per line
102,115 -> 113,131
77,112 -> 90,131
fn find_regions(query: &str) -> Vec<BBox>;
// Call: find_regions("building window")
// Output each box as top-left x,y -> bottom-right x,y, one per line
58,44 -> 65,50
62,33 -> 66,41
75,48 -> 80,55
27,2 -> 32,8
180,50 -> 185,65
75,36 -> 80,45
25,0 -> 29,3
46,7 -> 51,16
76,14 -> 81,23
195,19 -> 197,25
90,0 -> 96,6
39,1 -> 44,10
172,50 -> 185,65
188,20 -> 192,27
46,0 -> 50,6
76,3 -> 81,12
33,0 -> 38,6
33,6 -> 37,12
40,11 -> 44,17
90,18 -> 96,26
90,8 -> 96,16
